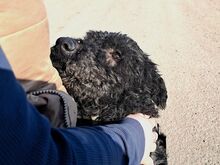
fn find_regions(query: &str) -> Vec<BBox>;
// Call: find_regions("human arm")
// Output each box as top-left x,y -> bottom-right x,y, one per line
0,48 -> 153,165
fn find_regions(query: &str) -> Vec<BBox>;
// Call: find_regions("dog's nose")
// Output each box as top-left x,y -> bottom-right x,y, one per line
56,37 -> 76,53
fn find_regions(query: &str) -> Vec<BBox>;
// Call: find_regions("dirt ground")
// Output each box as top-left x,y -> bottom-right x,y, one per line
44,0 -> 220,164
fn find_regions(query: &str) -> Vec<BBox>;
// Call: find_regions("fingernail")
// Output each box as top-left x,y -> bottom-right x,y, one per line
153,132 -> 158,142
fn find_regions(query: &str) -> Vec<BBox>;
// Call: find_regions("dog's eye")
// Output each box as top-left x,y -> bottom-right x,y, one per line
77,39 -> 83,44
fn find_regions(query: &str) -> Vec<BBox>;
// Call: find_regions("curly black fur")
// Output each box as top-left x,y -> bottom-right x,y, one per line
50,31 -> 168,164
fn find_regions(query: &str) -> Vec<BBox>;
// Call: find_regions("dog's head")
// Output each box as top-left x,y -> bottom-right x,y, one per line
50,31 -> 167,122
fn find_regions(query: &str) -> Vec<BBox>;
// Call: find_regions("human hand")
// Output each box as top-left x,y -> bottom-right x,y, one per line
127,113 -> 158,165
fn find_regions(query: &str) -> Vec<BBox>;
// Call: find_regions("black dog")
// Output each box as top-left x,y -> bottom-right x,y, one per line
50,31 -> 168,164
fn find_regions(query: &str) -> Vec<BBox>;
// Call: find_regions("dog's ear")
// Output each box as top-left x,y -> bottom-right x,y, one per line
143,58 -> 167,109
151,74 -> 167,109
143,54 -> 167,109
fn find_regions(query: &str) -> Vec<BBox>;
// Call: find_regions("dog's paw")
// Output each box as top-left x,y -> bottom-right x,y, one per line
150,124 -> 168,165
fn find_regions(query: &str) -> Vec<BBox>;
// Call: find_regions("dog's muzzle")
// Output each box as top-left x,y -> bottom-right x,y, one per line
56,37 -> 76,53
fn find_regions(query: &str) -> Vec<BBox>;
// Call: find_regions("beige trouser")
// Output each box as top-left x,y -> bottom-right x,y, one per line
0,0 -> 77,127
0,0 -> 66,92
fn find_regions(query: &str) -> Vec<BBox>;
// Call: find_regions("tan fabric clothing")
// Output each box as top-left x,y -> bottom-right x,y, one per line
0,0 -> 77,127
0,0 -> 66,92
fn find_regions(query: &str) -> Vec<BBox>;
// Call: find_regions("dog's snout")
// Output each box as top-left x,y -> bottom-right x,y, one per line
56,37 -> 77,53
